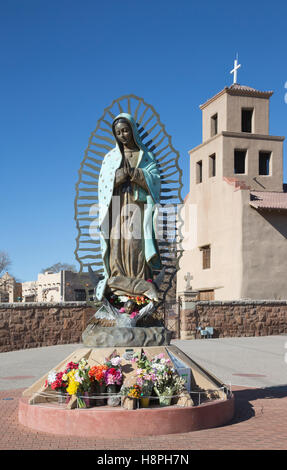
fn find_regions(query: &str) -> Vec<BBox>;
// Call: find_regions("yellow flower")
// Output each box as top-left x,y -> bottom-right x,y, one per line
66,370 -> 79,395
67,378 -> 79,396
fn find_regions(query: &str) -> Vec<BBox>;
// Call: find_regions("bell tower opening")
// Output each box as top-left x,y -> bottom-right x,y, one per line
241,108 -> 253,133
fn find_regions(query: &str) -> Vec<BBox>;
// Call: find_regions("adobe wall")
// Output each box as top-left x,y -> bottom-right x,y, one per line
0,302 -> 96,353
180,299 -> 287,340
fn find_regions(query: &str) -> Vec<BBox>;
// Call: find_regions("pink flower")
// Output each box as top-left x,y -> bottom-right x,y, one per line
104,368 -> 123,385
119,307 -> 125,313
130,311 -> 138,319
147,279 -> 153,283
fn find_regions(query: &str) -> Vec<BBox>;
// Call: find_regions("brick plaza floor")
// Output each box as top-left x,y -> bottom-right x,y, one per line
1,385 -> 287,450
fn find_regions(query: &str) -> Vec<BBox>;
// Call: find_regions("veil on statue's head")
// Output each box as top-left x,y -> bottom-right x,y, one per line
112,113 -> 147,155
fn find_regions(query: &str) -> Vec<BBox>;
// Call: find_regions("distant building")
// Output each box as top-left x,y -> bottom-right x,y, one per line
0,272 -> 22,302
178,83 -> 287,300
0,270 -> 93,303
21,270 -> 93,302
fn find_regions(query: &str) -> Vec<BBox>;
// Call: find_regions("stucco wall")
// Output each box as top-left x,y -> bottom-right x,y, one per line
178,179 -> 244,300
241,194 -> 287,299
0,302 -> 96,353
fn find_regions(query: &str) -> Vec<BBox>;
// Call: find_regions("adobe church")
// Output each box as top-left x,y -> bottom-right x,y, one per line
178,67 -> 286,301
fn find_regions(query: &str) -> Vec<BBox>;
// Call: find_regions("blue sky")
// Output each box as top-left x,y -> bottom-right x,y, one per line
1,0 -> 286,282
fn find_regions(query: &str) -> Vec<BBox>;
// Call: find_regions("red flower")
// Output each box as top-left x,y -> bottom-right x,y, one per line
64,362 -> 79,373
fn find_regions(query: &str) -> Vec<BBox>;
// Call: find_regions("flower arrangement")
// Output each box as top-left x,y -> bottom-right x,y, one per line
108,292 -> 151,311
46,370 -> 67,392
132,351 -> 157,397
104,354 -> 122,369
88,365 -> 108,385
121,384 -> 142,399
150,354 -> 186,404
131,351 -> 186,406
104,367 -> 123,386
43,351 -> 186,409
103,354 -> 123,386
45,359 -> 94,408
65,359 -> 92,407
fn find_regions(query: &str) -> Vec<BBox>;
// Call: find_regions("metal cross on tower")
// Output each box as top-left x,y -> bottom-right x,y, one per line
230,54 -> 241,84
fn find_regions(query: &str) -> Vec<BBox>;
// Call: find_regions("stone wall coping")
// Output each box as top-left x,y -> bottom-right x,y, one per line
0,301 -> 100,309
1,300 -> 287,309
196,300 -> 287,306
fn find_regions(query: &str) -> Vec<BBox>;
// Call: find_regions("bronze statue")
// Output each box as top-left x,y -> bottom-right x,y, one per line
95,113 -> 163,304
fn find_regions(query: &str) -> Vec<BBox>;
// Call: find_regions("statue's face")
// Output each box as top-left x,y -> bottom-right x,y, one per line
114,121 -> 134,147
124,300 -> 136,315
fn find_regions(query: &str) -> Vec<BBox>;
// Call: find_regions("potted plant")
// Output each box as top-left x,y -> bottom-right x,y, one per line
104,355 -> 123,407
46,370 -> 68,404
151,354 -> 186,407
135,354 -> 157,408
88,364 -> 108,406
120,384 -> 141,409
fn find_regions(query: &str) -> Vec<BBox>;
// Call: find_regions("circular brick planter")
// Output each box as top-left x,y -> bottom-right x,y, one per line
18,395 -> 234,438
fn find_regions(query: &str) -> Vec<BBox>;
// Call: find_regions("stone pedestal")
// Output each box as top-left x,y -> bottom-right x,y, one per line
178,290 -> 199,340
82,325 -> 172,348
19,344 -> 234,437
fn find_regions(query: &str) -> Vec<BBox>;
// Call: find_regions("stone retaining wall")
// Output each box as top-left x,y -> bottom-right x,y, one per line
180,299 -> 287,340
1,300 -> 287,352
0,302 -> 96,353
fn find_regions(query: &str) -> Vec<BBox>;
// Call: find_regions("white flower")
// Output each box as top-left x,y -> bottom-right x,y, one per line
119,296 -> 129,302
78,358 -> 88,370
74,371 -> 83,383
47,370 -> 57,384
111,356 -> 122,367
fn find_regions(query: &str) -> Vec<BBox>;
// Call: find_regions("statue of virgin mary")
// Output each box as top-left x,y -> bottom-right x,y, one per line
95,113 -> 162,302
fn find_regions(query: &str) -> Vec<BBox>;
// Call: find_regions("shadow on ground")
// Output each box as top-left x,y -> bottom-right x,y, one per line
229,384 -> 287,424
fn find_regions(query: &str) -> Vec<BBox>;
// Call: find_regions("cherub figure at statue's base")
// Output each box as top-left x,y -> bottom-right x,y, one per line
87,265 -> 166,328
91,296 -> 156,328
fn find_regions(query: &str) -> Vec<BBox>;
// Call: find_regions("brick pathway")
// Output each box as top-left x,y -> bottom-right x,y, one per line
1,385 -> 287,450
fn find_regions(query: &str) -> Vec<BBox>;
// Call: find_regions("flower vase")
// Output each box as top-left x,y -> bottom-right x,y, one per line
76,393 -> 87,409
107,384 -> 120,407
154,387 -> 172,407
95,382 -> 106,406
140,397 -> 150,408
83,391 -> 91,408
158,395 -> 172,407
141,382 -> 153,408
58,389 -> 66,404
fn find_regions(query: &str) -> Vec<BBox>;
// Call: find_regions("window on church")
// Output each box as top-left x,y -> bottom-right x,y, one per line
234,150 -> 246,174
241,108 -> 253,133
200,245 -> 211,270
196,160 -> 203,183
259,151 -> 271,175
209,154 -> 216,177
211,114 -> 218,137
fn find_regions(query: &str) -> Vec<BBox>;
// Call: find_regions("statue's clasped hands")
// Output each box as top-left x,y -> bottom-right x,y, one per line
115,158 -> 135,186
